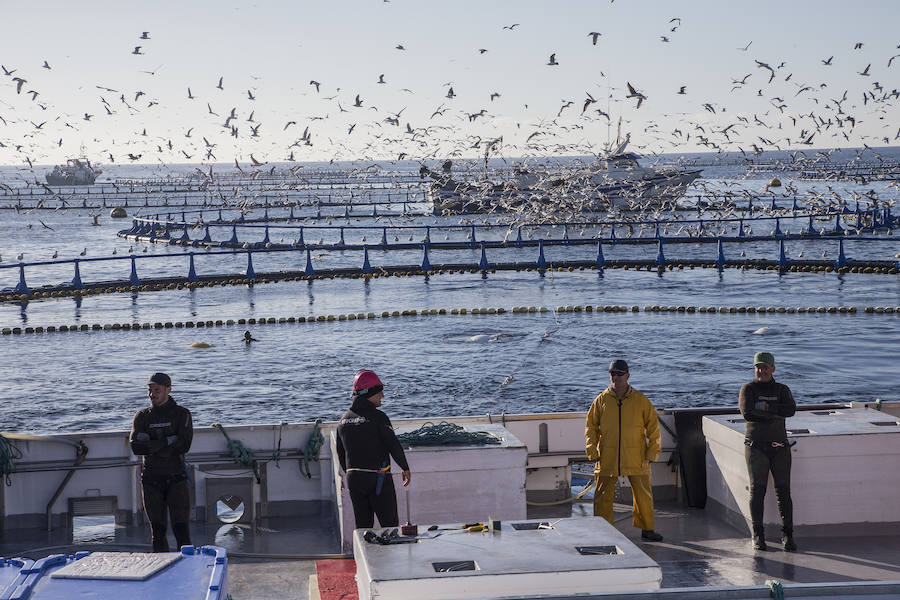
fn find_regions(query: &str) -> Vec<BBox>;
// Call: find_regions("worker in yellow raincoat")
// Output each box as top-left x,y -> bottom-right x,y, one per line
585,359 -> 663,542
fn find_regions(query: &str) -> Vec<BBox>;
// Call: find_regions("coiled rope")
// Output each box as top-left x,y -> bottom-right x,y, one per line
396,422 -> 502,448
0,434 -> 23,486
766,579 -> 785,600
300,419 -> 324,479
211,423 -> 260,483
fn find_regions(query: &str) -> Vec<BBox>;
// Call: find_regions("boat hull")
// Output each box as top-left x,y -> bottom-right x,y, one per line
429,170 -> 702,215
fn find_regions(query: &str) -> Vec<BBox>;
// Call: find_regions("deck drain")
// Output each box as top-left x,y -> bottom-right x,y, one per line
433,560 -> 477,572
871,421 -> 900,427
727,418 -> 746,423
575,546 -> 620,555
812,410 -> 842,416
787,428 -> 812,434
510,522 -> 550,530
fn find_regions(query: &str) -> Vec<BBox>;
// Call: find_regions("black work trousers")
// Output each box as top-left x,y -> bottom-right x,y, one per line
745,441 -> 793,532
348,471 -> 399,529
141,473 -> 192,552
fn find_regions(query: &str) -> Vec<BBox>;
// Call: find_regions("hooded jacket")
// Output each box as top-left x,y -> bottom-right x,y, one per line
585,385 -> 660,476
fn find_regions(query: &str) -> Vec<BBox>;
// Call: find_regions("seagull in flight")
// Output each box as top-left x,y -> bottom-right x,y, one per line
132,46 -> 143,55
309,80 -> 320,92
547,53 -> 559,66
216,76 -> 224,90
140,31 -> 150,39
588,32 -> 601,45
754,60 -> 775,83
502,23 -> 520,30
626,82 -> 646,108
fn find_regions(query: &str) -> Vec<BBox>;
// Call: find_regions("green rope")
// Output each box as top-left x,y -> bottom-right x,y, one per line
212,423 -> 261,483
271,421 -> 286,467
300,419 -> 324,479
0,434 -> 23,486
397,422 -> 502,448
765,579 -> 785,600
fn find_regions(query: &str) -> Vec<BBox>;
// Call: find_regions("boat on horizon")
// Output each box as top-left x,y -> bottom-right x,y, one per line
420,136 -> 702,215
45,158 -> 101,186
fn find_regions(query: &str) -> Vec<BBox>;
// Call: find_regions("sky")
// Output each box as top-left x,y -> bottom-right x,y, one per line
1,0 -> 898,168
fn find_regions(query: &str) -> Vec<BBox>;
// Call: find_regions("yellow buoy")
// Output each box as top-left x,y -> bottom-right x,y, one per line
189,342 -> 214,348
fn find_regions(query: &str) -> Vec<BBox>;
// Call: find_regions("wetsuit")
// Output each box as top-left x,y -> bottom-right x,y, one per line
739,379 -> 796,536
336,397 -> 409,529
130,396 -> 193,552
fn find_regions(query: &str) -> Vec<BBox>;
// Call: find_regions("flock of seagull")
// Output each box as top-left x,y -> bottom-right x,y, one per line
0,13 -> 899,241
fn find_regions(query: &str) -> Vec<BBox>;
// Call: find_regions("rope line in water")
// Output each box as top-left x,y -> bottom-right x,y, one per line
396,422 -> 503,448
3,255 -> 899,303
3,301 -> 900,336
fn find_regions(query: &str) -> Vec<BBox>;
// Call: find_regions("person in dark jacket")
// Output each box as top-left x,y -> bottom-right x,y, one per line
336,370 -> 411,529
130,372 -> 194,552
739,352 -> 797,552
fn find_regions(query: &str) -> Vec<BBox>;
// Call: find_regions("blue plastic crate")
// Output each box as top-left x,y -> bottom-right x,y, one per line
0,558 -> 34,600
8,546 -> 226,600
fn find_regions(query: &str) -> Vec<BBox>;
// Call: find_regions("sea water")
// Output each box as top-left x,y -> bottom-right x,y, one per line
1,153 -> 898,434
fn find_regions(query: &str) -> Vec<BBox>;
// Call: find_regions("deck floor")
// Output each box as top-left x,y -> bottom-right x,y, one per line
2,499 -> 899,600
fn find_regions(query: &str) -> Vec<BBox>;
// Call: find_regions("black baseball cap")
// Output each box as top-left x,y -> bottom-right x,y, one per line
148,372 -> 172,387
609,359 -> 629,373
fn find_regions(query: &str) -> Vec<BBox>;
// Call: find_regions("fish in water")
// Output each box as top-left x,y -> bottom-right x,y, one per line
751,327 -> 772,335
468,333 -> 502,343
189,341 -> 214,348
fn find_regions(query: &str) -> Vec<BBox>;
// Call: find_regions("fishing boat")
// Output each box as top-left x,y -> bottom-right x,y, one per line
45,158 -> 101,186
1,401 -> 898,599
422,136 -> 702,215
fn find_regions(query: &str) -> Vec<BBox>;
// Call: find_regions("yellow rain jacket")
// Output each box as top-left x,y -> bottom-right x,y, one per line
585,385 -> 660,476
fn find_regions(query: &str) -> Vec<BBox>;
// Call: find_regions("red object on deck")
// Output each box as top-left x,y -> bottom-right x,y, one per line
316,559 -> 359,600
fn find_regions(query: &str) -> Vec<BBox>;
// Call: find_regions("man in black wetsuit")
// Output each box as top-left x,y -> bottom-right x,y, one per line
739,352 -> 797,552
130,372 -> 194,552
336,370 -> 411,529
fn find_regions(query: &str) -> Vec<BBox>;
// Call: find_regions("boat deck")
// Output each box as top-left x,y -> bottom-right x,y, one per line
1,498 -> 898,599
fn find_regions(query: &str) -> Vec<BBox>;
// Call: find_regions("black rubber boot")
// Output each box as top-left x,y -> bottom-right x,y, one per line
641,529 -> 663,542
782,528 -> 797,552
752,525 -> 767,551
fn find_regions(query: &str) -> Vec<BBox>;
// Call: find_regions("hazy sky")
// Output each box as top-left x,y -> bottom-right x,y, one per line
1,0 -> 898,166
